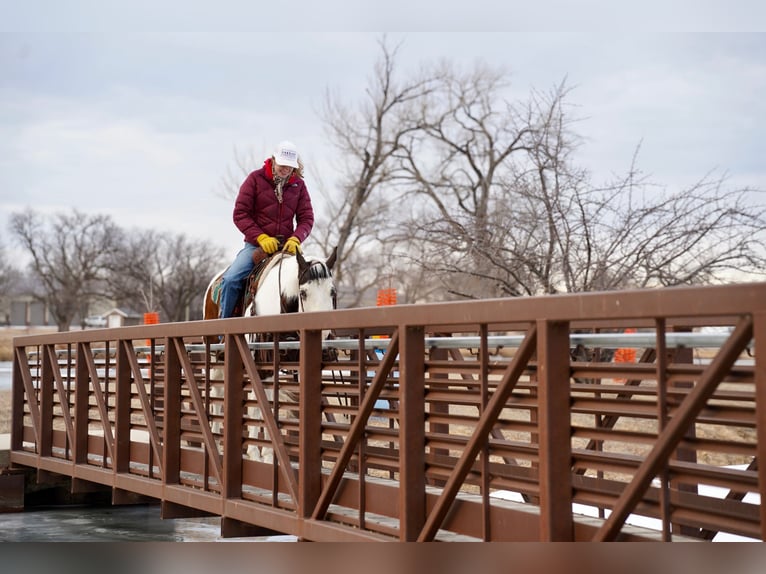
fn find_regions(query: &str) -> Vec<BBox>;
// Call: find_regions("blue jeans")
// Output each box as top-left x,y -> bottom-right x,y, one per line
219,242 -> 258,318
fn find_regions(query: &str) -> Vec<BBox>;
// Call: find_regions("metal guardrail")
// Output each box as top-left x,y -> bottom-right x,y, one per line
8,282 -> 766,541
29,331 -> 743,356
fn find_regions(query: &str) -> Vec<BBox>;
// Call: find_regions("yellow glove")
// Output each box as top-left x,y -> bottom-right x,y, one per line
256,233 -> 279,254
283,236 -> 301,255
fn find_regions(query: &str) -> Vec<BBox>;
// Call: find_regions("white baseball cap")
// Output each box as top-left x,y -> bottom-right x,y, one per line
274,140 -> 299,168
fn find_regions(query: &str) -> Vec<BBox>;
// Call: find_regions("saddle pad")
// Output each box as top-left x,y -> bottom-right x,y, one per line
212,256 -> 277,312
211,276 -> 224,305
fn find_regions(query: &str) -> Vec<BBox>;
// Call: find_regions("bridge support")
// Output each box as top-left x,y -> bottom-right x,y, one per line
221,516 -> 285,539
0,469 -> 25,512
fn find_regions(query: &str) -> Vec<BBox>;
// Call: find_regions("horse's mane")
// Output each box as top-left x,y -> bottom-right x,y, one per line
301,258 -> 332,282
261,252 -> 330,285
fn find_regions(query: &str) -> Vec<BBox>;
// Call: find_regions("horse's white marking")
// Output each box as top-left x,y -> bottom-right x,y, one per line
204,249 -> 337,463
251,253 -> 335,319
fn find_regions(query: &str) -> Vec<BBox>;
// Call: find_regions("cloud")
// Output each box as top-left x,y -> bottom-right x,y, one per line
1,29 -> 764,271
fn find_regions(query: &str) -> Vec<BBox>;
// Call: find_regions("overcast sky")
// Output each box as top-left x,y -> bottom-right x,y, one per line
2,3 -> 765,266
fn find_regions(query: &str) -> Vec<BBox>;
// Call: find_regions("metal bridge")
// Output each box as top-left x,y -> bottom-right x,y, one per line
8,282 -> 766,541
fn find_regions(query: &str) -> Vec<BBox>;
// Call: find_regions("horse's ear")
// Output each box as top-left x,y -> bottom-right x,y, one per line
326,246 -> 338,271
296,249 -> 308,270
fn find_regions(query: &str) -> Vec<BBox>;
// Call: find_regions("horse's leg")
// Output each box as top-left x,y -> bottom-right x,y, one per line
246,388 -> 263,461
204,291 -> 216,320
203,283 -> 222,347
209,365 -> 224,437
246,386 -> 274,463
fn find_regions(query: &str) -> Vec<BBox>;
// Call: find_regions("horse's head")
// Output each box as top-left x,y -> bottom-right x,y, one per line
295,247 -> 337,316
297,247 -> 337,351
252,247 -> 337,338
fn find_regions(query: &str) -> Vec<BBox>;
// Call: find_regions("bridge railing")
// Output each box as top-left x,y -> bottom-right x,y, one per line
10,282 -> 766,541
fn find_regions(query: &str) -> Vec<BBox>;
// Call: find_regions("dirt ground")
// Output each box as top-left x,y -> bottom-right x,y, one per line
0,390 -> 9,434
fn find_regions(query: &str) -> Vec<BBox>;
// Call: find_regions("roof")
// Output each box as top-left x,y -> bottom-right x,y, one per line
102,308 -> 143,319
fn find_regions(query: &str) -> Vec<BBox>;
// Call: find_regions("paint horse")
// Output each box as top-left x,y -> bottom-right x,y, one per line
203,247 -> 337,461
203,247 -> 337,323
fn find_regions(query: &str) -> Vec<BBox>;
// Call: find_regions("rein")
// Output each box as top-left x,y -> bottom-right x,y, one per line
252,253 -> 329,315
277,254 -> 288,314
277,254 -> 325,314
295,259 -> 327,313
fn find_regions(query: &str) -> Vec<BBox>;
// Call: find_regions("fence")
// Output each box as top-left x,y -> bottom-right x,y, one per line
9,282 -> 766,541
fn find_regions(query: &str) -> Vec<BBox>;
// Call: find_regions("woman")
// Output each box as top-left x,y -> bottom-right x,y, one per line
218,140 -> 314,318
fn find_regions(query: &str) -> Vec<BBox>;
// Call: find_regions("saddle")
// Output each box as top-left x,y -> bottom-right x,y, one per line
210,255 -> 274,317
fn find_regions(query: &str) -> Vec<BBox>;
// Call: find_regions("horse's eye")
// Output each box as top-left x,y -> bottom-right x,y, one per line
300,289 -> 308,301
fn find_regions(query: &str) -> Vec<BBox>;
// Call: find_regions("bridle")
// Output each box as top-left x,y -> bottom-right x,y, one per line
295,259 -> 330,313
274,254 -> 329,314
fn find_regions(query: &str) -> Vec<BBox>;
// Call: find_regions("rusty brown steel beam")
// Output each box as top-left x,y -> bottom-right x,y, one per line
299,328 -> 324,519
73,343 -> 89,465
115,339 -> 132,474
222,333 -> 245,500
163,335 -> 182,485
39,344 -> 55,460
236,333 -> 299,505
45,345 -> 75,455
479,324 -> 492,540
120,340 -> 164,471
9,282 -> 766,542
312,329 -> 401,521
9,283 -> 765,350
13,345 -> 40,448
417,324 -> 537,541
81,341 -> 115,464
655,318 -> 672,541
754,310 -> 766,542
171,337 -> 223,486
537,319 -> 575,541
399,325 -> 425,541
593,315 -> 754,541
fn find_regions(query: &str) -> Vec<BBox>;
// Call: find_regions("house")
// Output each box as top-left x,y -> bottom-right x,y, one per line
102,308 -> 144,328
8,298 -> 51,326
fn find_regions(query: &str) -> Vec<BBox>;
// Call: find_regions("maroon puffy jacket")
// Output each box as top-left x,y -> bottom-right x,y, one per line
232,158 -> 314,246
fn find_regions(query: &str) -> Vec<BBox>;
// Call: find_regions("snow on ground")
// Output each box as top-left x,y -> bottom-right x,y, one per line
491,466 -> 760,542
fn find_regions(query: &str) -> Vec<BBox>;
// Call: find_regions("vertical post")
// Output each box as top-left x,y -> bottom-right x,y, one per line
223,334 -> 245,499
115,341 -> 132,474
74,343 -> 90,465
427,340 -> 450,468
39,344 -> 55,458
754,311 -> 766,540
10,348 -> 25,452
399,325 -> 425,541
479,324 -> 491,540
537,319 -> 573,541
163,336 -> 181,485
669,326 -> 698,537
299,329 -> 323,517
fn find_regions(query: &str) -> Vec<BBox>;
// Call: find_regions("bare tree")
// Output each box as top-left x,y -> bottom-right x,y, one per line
0,237 -> 22,324
560,165 -> 766,291
213,39 -> 765,306
10,209 -> 123,331
214,145 -> 259,202
108,230 -> 226,322
0,239 -> 20,294
316,36 -> 445,307
393,66 -> 766,298
394,62 -> 543,299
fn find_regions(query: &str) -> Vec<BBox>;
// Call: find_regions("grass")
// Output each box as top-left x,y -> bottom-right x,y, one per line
0,326 -> 58,361
0,327 -> 58,433
0,341 -> 12,362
